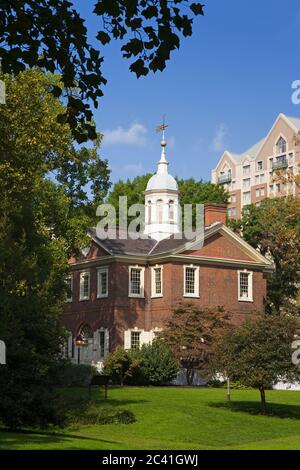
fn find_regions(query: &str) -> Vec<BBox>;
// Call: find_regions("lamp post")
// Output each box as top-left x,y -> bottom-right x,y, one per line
74,334 -> 88,364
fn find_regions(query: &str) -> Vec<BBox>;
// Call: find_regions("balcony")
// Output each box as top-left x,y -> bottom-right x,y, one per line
218,173 -> 232,185
272,157 -> 288,171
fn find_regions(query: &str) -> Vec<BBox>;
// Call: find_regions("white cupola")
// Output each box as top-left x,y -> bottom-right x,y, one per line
144,136 -> 180,241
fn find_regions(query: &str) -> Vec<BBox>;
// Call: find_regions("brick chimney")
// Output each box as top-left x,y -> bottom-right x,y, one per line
204,203 -> 227,227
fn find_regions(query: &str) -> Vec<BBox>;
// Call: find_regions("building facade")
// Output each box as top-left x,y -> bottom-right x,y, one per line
63,139 -> 273,368
211,114 -> 300,219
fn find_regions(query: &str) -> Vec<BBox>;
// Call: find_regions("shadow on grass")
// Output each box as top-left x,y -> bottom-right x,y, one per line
0,426 -> 119,449
209,401 -> 300,420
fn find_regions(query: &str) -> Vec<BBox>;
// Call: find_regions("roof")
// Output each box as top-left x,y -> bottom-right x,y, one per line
87,225 -> 274,270
214,114 -> 300,168
146,172 -> 178,192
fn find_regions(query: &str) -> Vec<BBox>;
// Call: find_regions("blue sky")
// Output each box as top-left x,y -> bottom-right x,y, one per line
74,0 -> 300,183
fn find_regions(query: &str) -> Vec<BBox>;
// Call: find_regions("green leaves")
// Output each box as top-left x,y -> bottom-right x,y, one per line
0,1 -> 205,141
190,3 -> 205,16
96,31 -> 111,45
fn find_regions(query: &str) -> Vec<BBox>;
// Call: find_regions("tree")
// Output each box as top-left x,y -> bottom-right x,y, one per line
0,1 -> 205,141
0,69 -> 110,428
103,347 -> 141,386
132,339 -> 179,385
229,197 -> 300,314
212,314 -> 300,414
162,303 -> 231,385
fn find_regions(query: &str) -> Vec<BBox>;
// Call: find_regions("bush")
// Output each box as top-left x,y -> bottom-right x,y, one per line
55,361 -> 97,387
103,347 -> 141,386
129,339 -> 179,386
79,408 -> 136,425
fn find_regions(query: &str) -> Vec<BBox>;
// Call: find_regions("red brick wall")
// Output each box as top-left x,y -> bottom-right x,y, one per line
185,233 -> 253,261
63,258 -> 267,351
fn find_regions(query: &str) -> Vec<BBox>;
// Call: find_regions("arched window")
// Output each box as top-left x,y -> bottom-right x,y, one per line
169,200 -> 175,223
157,199 -> 164,224
76,324 -> 93,346
276,137 -> 287,155
147,201 -> 152,224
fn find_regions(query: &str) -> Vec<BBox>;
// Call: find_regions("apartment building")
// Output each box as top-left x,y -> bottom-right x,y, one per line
211,114 -> 300,219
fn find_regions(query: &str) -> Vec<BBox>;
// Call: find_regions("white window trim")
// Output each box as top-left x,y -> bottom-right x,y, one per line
238,270 -> 253,303
66,274 -> 73,303
129,266 -> 145,298
151,265 -> 163,298
97,267 -> 109,298
183,265 -> 200,298
79,271 -> 90,301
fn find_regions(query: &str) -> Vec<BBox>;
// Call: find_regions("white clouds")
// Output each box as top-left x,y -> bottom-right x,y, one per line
103,122 -> 147,146
212,124 -> 229,152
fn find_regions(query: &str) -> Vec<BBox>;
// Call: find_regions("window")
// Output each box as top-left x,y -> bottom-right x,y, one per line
243,192 -> 251,206
99,331 -> 105,358
255,174 -> 264,185
169,200 -> 175,223
238,271 -> 253,302
276,137 -> 287,155
157,199 -> 164,224
129,267 -> 144,297
152,266 -> 163,297
228,207 -> 237,218
97,268 -> 108,298
243,178 -> 251,189
257,161 -> 263,171
269,185 -> 274,194
230,194 -> 236,204
184,265 -> 200,297
66,274 -> 73,302
255,188 -> 265,198
79,271 -> 90,301
131,331 -> 141,350
243,165 -> 251,177
276,183 -> 281,194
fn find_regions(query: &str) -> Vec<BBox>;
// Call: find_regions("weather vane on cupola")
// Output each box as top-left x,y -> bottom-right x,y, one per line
156,114 -> 168,142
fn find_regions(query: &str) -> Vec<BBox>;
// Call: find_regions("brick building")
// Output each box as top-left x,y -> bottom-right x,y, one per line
63,137 -> 273,368
211,114 -> 300,219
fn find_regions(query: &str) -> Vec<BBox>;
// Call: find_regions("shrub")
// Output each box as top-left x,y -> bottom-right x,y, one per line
103,347 -> 141,386
132,339 -> 179,385
54,360 -> 97,387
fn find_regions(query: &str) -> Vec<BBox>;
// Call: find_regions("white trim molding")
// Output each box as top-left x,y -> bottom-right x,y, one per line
183,264 -> 200,298
128,265 -> 145,298
238,270 -> 253,302
66,273 -> 73,303
151,265 -> 163,298
97,267 -> 109,298
79,270 -> 90,301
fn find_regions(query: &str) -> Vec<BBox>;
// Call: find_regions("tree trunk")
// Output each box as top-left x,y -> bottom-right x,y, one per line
186,368 -> 194,386
259,386 -> 267,414
227,377 -> 231,402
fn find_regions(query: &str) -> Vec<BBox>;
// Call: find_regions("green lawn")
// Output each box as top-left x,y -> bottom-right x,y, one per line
2,387 -> 300,450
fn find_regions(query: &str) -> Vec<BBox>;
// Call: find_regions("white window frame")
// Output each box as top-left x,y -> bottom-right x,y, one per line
183,265 -> 200,298
151,265 -> 163,298
97,267 -> 108,298
129,266 -> 145,298
257,161 -> 263,171
238,270 -> 253,302
79,271 -> 90,301
66,274 -> 73,303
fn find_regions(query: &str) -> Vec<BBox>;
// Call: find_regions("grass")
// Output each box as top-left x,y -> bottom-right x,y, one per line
2,387 -> 300,450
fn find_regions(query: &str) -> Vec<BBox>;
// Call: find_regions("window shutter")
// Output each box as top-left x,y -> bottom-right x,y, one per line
124,330 -> 131,350
104,329 -> 109,357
